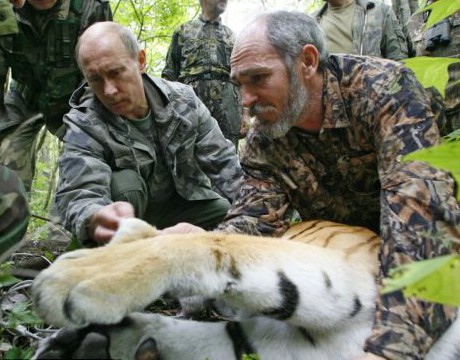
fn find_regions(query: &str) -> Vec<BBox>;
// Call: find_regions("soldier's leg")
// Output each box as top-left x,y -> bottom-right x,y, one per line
0,116 -> 44,193
145,192 -> 230,230
111,169 -> 148,218
111,169 -> 229,230
0,165 -> 30,262
220,82 -> 242,149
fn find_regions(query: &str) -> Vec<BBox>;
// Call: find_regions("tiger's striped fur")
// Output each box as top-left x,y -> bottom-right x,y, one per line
32,218 -> 459,360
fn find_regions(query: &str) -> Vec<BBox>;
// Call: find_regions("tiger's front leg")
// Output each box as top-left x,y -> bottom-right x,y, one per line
33,218 -> 376,336
32,219 -> 243,327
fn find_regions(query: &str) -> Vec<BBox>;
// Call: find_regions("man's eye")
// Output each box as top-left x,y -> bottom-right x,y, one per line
87,77 -> 100,84
109,68 -> 124,77
251,74 -> 265,83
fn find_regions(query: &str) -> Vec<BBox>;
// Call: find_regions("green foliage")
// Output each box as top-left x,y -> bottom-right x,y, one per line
110,0 -> 199,75
382,255 -> 460,306
417,0 -> 460,30
0,262 -> 20,288
4,346 -> 34,360
242,354 -> 261,360
403,56 -> 460,98
404,140 -> 460,200
6,301 -> 43,329
402,0 -> 460,99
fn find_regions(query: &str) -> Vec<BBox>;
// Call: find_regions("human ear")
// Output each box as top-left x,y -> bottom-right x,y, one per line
300,44 -> 319,78
138,49 -> 147,72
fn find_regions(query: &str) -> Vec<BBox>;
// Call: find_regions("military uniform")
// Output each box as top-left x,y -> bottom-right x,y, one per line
0,164 -> 29,262
316,0 -> 409,60
56,74 -> 242,245
218,55 -> 460,360
0,0 -> 112,192
409,4 -> 460,132
162,15 -> 242,148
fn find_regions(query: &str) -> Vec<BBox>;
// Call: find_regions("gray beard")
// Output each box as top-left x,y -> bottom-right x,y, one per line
253,72 -> 309,139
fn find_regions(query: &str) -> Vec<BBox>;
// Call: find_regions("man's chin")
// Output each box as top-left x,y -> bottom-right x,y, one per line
256,119 -> 290,139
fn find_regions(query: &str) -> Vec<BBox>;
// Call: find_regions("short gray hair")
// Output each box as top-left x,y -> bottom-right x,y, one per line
258,11 -> 329,72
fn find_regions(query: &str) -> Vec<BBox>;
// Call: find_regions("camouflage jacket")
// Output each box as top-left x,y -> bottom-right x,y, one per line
161,15 -> 234,82
0,0 -> 112,134
56,74 -> 242,243
218,55 -> 460,360
316,0 -> 408,60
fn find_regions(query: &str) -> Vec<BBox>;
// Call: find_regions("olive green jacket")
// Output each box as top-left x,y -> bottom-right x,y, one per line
0,0 -> 112,134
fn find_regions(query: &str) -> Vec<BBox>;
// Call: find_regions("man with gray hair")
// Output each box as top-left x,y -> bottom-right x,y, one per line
219,10 -> 459,360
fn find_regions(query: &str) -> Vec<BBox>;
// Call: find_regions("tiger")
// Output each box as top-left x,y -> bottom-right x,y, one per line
32,218 -> 460,360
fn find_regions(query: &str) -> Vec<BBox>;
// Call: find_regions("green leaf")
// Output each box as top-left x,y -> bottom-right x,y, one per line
7,301 -> 43,328
382,255 -> 460,306
417,0 -> 460,30
403,141 -> 460,200
5,346 -> 34,360
402,57 -> 460,98
0,263 -> 20,287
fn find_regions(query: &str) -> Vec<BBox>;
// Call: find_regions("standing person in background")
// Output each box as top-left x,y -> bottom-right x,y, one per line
409,1 -> 460,133
315,0 -> 410,60
0,0 -> 112,193
162,0 -> 243,149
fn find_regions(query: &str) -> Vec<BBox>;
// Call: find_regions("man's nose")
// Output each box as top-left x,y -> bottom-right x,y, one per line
241,89 -> 258,108
103,80 -> 118,96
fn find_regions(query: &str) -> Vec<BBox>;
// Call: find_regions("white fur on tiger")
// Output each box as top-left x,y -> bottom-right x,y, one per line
32,218 -> 460,360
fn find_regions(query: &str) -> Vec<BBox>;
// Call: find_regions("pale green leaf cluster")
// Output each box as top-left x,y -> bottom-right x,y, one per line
382,255 -> 460,306
403,56 -> 460,98
404,140 -> 460,200
417,0 -> 460,30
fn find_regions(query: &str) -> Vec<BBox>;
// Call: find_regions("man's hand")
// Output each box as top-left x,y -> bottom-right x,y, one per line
89,202 -> 135,244
158,222 -> 205,235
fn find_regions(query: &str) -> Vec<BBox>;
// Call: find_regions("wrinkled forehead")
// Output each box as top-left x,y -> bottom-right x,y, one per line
230,39 -> 284,83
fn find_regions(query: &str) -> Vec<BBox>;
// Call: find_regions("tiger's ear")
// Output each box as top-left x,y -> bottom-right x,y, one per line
109,218 -> 158,245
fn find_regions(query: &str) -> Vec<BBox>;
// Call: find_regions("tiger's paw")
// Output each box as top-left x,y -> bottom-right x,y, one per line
32,219 -> 163,327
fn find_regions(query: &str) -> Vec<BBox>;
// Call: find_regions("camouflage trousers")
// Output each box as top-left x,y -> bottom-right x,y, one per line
188,79 -> 242,148
0,113 -> 46,194
0,88 -> 66,194
112,169 -> 230,229
0,165 -> 30,262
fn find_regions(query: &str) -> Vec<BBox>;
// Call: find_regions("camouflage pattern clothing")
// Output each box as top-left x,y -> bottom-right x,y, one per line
315,0 -> 409,60
56,74 -> 242,244
0,0 -> 112,192
409,5 -> 460,132
218,55 -> 460,360
0,164 -> 29,262
162,15 -> 242,147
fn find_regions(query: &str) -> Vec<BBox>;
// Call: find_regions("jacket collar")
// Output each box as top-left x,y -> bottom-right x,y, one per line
320,56 -> 351,130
